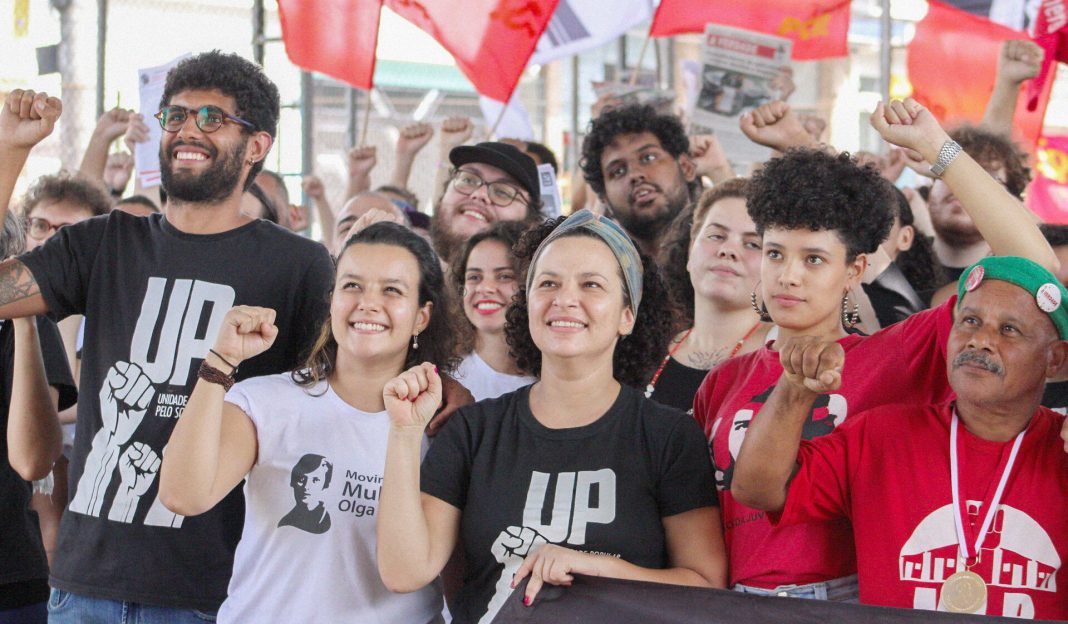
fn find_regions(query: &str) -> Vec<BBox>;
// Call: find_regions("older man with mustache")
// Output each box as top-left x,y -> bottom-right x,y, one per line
731,255 -> 1068,620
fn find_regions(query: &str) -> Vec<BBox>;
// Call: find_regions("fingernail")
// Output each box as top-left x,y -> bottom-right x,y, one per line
510,580 -> 516,589
523,596 -> 531,606
434,366 -> 439,374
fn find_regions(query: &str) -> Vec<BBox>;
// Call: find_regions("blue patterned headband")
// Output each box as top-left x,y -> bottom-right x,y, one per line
525,209 -> 644,316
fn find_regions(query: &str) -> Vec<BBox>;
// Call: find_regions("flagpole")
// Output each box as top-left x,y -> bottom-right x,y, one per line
359,89 -> 373,146
486,102 -> 509,140
629,31 -> 653,85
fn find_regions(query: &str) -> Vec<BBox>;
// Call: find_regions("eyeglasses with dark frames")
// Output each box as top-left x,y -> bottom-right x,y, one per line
154,105 -> 254,134
450,169 -> 528,208
25,216 -> 77,241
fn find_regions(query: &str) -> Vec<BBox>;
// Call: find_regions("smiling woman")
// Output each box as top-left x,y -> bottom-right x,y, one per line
158,222 -> 459,623
377,210 -> 727,624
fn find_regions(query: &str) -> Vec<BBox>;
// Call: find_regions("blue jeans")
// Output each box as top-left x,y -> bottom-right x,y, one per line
733,574 -> 859,602
47,589 -> 216,624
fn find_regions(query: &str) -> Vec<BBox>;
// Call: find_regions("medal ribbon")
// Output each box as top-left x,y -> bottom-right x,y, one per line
949,412 -> 1026,565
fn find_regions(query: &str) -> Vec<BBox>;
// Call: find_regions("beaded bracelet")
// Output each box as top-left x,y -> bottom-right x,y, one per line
198,360 -> 236,391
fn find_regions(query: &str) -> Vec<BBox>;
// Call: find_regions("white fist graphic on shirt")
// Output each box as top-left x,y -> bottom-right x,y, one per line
109,442 -> 161,523
69,361 -> 158,518
491,526 -> 550,563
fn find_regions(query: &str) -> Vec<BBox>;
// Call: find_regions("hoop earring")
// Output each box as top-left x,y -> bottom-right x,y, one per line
750,283 -> 772,323
411,333 -> 420,350
841,293 -> 861,329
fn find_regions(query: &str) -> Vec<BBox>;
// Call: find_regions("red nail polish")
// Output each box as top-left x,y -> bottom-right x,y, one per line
523,596 -> 531,606
510,580 -> 516,589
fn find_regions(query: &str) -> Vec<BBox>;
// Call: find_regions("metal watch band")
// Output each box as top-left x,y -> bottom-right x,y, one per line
930,139 -> 962,177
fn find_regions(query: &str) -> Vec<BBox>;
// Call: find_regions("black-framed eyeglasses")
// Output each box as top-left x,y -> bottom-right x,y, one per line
25,216 -> 76,241
154,105 -> 254,134
450,169 -> 527,208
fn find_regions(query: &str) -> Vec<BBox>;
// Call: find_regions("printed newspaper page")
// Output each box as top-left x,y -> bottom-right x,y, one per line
690,24 -> 792,168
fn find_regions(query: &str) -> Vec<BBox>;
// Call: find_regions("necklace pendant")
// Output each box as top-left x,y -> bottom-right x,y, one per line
941,570 -> 987,613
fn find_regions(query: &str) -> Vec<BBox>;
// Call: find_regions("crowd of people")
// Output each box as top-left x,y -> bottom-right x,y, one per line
0,39 -> 1065,624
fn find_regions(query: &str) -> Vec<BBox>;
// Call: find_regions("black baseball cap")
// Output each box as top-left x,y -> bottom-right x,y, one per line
449,142 -> 539,201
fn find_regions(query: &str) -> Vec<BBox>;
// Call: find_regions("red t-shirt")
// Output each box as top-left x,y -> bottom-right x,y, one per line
776,402 -> 1068,620
693,299 -> 956,588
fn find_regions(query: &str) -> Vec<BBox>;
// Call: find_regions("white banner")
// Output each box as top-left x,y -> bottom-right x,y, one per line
530,0 -> 654,66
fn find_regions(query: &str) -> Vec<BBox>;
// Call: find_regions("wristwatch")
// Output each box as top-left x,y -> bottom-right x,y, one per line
929,139 -> 962,177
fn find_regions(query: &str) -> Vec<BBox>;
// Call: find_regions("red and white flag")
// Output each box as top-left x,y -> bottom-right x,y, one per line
649,0 -> 851,60
277,0 -> 383,90
1026,134 -> 1068,223
1026,0 -> 1068,110
385,0 -> 558,103
907,0 -> 1051,148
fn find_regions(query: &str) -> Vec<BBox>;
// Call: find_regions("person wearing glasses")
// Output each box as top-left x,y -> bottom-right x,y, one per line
16,171 -> 111,576
0,52 -> 336,623
429,142 -> 542,264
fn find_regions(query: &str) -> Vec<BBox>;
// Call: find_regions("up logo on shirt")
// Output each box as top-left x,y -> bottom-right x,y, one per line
711,385 -> 847,491
481,469 -> 617,624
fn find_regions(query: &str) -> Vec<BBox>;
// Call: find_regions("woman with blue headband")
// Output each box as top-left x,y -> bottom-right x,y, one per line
377,210 -> 726,623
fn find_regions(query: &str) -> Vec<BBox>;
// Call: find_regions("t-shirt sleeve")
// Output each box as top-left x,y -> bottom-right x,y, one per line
770,413 -> 866,527
17,215 -> 108,321
35,316 -> 77,411
654,412 -> 719,516
420,406 -> 475,510
867,295 -> 955,376
290,244 -> 334,367
224,378 -> 261,428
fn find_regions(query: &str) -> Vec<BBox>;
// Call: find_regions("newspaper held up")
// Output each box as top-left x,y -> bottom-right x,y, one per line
135,54 -> 190,188
537,163 -> 563,219
690,24 -> 792,169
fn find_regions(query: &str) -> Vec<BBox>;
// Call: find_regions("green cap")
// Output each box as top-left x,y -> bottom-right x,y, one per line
957,256 -> 1068,340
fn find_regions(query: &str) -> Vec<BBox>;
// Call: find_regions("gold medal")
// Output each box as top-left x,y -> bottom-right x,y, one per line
941,570 -> 987,613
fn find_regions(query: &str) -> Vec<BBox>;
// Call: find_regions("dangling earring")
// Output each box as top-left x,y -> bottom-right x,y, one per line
411,333 -> 419,350
750,283 -> 772,322
841,293 -> 860,329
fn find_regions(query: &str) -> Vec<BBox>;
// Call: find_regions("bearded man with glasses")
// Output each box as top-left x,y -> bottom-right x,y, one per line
430,141 -> 542,263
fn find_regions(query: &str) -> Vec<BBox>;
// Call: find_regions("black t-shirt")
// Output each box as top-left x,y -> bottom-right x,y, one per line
18,211 -> 333,610
421,384 -> 717,624
648,357 -> 708,414
0,317 -> 76,601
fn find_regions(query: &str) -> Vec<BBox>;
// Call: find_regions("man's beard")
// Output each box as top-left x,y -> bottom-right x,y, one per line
160,139 -> 246,204
612,178 -> 690,245
429,210 -> 473,264
931,211 -> 983,248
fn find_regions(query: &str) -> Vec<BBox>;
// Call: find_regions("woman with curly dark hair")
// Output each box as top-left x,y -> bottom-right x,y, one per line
159,222 -> 457,623
450,221 -> 535,400
694,98 -> 1058,602
648,179 -> 772,414
377,210 -> 726,623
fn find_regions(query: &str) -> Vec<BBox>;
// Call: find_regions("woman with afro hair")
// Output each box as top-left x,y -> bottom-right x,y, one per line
377,210 -> 726,624
693,98 -> 1058,601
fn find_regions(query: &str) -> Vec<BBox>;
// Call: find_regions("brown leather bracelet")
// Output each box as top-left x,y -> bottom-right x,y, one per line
198,360 -> 236,391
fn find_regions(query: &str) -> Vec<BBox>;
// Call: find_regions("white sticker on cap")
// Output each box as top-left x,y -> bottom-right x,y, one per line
964,265 -> 984,292
1037,283 -> 1062,313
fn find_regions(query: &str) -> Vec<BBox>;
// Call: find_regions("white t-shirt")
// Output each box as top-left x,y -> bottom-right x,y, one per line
453,352 -> 535,402
218,373 -> 443,624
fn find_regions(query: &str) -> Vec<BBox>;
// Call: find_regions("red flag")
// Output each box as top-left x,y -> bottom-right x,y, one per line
385,0 -> 558,102
1026,134 -> 1068,223
1026,0 -> 1068,110
649,0 -> 851,60
907,0 -> 1050,148
277,0 -> 383,90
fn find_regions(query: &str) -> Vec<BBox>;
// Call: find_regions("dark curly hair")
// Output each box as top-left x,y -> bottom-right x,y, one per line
656,207 -> 696,329
504,217 -> 674,388
160,50 -> 280,189
747,149 -> 893,261
449,220 -> 530,355
580,104 -> 698,200
21,171 -> 111,218
1041,223 -> 1068,248
891,186 -> 943,292
293,222 -> 461,391
950,125 -> 1029,199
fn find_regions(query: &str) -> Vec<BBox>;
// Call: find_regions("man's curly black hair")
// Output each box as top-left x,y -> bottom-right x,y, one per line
580,104 -> 698,200
504,216 -> 674,388
160,50 -> 280,190
747,149 -> 893,261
